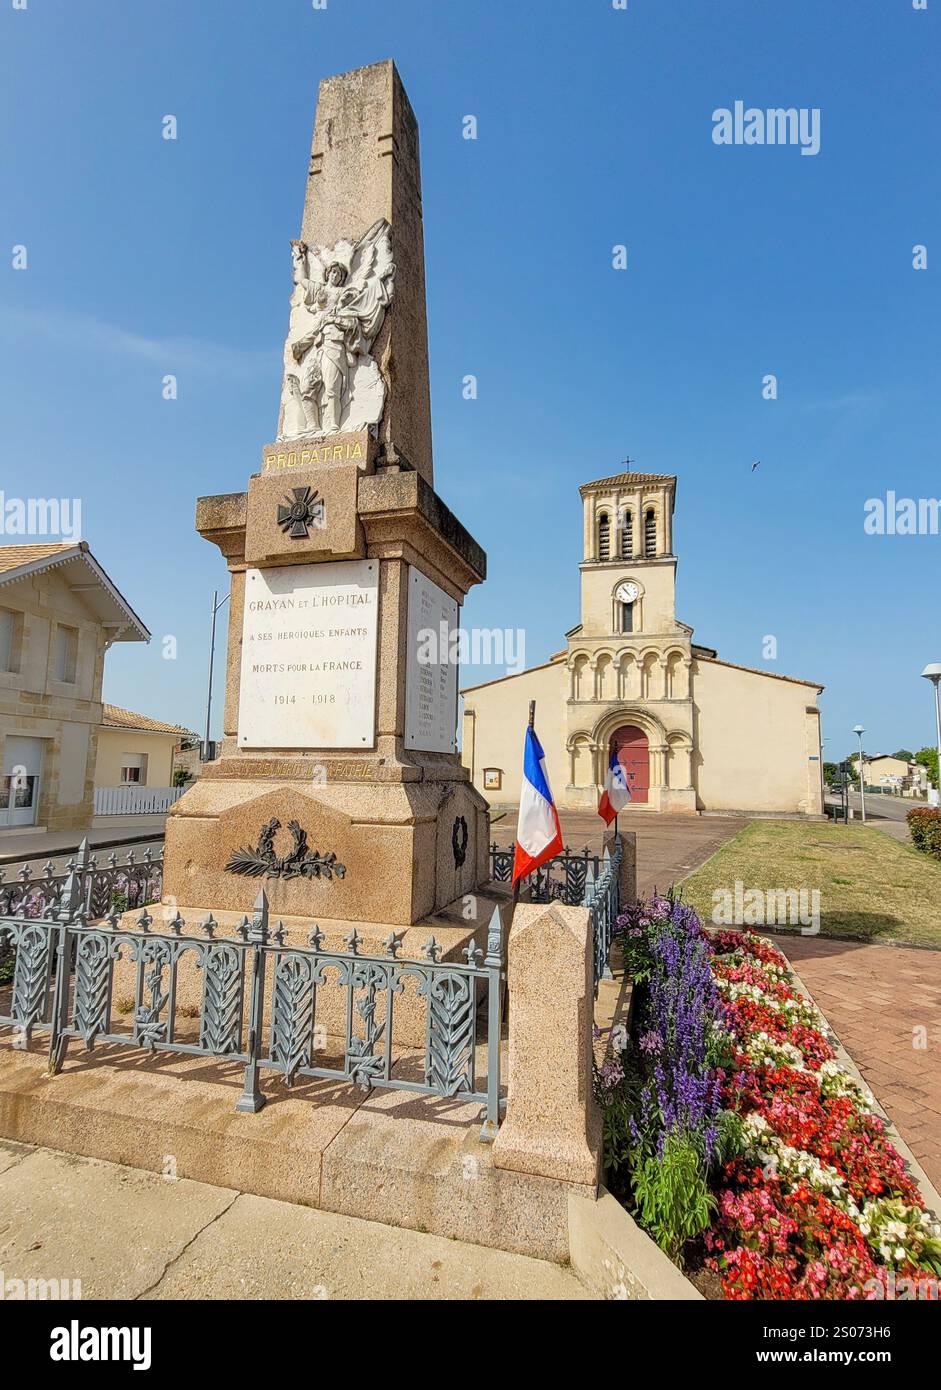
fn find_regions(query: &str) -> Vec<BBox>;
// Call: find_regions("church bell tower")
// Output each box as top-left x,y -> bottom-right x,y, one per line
565,470 -> 696,813
578,471 -> 678,639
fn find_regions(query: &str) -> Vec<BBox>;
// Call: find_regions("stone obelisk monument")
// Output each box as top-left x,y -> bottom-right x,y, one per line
161,61 -> 490,947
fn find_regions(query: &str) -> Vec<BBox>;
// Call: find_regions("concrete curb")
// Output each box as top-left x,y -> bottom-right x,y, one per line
567,1187 -> 703,1301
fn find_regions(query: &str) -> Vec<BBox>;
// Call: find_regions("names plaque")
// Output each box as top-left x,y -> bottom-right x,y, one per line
237,560 -> 379,749
404,567 -> 459,754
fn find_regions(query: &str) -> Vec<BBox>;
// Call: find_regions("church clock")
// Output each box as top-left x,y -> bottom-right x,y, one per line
615,581 -> 640,604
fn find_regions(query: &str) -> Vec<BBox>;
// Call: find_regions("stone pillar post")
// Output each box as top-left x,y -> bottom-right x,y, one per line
603,828 -> 637,907
222,569 -> 245,740
589,656 -> 600,702
658,656 -> 669,700
491,902 -> 601,1187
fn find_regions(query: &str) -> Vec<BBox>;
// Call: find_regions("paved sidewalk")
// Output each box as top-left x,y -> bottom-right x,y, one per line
778,935 -> 941,1194
0,1141 -> 591,1301
0,817 -> 166,871
490,808 -> 747,899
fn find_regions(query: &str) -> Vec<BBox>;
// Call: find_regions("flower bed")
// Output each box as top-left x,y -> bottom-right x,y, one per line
595,897 -> 941,1299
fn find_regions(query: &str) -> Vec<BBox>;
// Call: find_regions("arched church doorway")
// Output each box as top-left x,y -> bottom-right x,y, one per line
610,725 -> 649,804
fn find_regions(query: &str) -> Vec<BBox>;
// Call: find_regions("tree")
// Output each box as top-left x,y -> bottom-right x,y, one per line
915,747 -> 939,787
172,766 -> 192,788
891,749 -> 914,762
823,761 -> 839,783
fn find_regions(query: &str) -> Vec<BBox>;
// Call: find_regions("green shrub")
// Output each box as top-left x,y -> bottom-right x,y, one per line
907,806 -> 941,852
924,822 -> 941,862
632,1132 -> 716,1261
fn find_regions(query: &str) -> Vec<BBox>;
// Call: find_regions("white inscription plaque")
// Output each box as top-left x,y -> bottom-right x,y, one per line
238,560 -> 379,749
404,567 -> 459,754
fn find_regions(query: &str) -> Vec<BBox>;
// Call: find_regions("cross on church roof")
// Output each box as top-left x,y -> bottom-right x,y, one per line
621,457 -> 636,472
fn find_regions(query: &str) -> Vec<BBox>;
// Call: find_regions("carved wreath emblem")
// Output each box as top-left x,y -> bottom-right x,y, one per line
225,818 -> 346,881
451,815 -> 469,869
277,486 -> 324,539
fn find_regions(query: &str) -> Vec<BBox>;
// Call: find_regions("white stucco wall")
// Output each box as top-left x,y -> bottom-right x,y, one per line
693,659 -> 822,814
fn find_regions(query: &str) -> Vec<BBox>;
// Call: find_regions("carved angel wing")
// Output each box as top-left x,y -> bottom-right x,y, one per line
342,220 -> 395,342
305,243 -> 328,287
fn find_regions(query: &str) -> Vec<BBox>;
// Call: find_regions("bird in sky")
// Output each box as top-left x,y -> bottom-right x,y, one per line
751,460 -> 760,472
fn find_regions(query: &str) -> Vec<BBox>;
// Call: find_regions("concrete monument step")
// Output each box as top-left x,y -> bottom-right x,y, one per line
0,1140 -> 592,1300
0,1035 -> 588,1264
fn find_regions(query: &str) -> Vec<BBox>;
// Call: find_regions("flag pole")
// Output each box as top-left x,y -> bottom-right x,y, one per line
513,701 -> 537,904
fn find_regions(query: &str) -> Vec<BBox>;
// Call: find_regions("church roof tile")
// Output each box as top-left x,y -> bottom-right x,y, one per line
580,472 -> 676,493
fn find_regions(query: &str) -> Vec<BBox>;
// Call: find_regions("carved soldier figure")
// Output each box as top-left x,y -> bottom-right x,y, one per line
279,221 -> 395,441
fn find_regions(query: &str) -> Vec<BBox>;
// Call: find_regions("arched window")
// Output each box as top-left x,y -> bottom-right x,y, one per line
621,601 -> 634,633
644,508 -> 657,557
597,512 -> 611,560
619,510 -> 633,557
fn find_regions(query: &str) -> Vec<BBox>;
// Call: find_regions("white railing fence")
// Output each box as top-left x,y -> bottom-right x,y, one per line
93,786 -> 185,816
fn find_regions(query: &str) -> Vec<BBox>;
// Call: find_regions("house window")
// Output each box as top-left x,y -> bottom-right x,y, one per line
597,513 -> 611,560
621,602 -> 634,633
54,625 -> 78,683
619,511 -> 633,558
120,753 -> 147,785
644,508 -> 657,557
0,608 -> 19,673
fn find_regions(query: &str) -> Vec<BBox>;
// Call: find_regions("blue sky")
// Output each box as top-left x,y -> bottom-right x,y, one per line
1,0 -> 938,762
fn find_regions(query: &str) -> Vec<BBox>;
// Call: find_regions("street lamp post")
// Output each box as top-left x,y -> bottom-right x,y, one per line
853,724 -> 866,824
922,664 -> 941,805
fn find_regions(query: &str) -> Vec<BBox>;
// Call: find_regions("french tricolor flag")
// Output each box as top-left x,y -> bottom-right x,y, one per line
512,725 -> 564,885
598,745 -> 632,825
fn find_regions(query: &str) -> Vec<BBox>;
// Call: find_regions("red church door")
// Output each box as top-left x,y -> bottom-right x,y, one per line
611,725 -> 649,805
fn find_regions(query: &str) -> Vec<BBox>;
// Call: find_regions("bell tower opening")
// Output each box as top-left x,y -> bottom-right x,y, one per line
644,507 -> 657,557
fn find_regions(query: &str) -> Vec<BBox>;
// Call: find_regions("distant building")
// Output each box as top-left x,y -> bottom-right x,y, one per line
462,472 -> 824,816
96,705 -> 196,797
850,753 -> 928,794
0,543 -> 149,832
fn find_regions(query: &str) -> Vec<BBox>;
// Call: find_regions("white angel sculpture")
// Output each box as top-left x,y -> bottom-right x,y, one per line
279,219 -> 395,440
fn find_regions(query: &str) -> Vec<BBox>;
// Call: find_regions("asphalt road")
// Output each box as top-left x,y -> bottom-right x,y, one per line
824,790 -> 918,840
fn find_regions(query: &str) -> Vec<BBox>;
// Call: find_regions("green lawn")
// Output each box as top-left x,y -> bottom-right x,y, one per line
678,820 -> 941,947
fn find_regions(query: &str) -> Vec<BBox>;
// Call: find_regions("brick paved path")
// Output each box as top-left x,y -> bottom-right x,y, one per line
778,936 -> 941,1194
489,808 -> 747,899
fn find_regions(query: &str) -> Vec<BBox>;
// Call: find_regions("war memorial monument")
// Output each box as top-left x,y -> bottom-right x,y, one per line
0,61 -> 608,1269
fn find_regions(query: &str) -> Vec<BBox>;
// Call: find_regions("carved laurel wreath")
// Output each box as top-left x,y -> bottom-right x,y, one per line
225,818 -> 346,882
451,815 -> 469,869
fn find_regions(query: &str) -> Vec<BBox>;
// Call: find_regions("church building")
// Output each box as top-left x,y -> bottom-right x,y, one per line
461,472 -> 824,817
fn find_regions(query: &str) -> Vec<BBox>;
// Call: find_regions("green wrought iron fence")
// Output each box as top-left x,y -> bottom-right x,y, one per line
488,843 -> 601,905
0,843 -> 163,920
0,853 -> 504,1142
488,838 -> 622,985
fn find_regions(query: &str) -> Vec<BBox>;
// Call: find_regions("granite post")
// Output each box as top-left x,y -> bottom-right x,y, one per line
491,903 -> 602,1187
